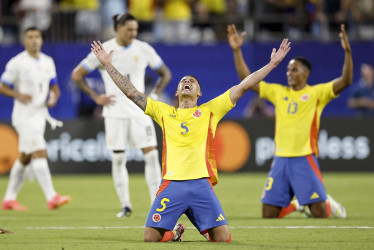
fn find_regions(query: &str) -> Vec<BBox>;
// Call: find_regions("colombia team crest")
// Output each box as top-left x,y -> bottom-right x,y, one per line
192,109 -> 202,118
152,213 -> 161,222
301,94 -> 310,101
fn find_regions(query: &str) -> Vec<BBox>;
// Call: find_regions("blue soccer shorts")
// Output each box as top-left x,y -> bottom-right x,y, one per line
145,178 -> 228,232
261,155 -> 327,207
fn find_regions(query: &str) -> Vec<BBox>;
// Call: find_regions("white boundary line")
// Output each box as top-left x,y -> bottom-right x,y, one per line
25,226 -> 373,230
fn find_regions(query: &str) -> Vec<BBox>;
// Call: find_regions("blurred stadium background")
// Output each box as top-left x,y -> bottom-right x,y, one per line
1,0 -> 373,175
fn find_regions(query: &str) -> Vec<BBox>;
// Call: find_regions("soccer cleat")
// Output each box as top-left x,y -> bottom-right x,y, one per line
0,228 -> 14,234
2,200 -> 28,211
203,232 -> 210,241
47,194 -> 72,210
327,194 -> 347,218
172,222 -> 186,242
291,199 -> 305,212
292,199 -> 313,217
303,206 -> 313,218
116,207 -> 132,218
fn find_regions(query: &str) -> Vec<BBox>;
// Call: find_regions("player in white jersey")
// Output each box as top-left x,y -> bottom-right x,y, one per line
71,13 -> 171,217
0,27 -> 71,211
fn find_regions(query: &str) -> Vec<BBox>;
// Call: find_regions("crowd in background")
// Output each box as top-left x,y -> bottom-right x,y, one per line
1,0 -> 374,119
1,0 -> 374,44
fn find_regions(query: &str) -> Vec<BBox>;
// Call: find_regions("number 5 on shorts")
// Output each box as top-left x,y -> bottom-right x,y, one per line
156,198 -> 170,212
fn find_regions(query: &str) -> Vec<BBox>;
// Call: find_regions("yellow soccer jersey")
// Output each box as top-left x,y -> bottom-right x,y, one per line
145,90 -> 235,185
259,80 -> 337,157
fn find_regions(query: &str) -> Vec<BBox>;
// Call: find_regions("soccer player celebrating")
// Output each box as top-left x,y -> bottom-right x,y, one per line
0,27 -> 71,211
227,24 -> 351,218
90,38 -> 291,241
72,13 -> 171,217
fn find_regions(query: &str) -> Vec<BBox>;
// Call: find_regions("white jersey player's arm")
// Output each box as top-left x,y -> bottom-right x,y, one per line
47,84 -> 60,108
149,63 -> 172,98
0,82 -> 32,104
71,65 -> 115,106
90,41 -> 148,111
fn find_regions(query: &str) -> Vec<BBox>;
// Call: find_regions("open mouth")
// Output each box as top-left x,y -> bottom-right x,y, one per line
183,84 -> 192,91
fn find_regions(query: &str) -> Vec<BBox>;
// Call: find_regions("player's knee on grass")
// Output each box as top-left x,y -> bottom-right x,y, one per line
144,227 -> 164,242
208,225 -> 231,242
309,201 -> 329,218
262,203 -> 282,218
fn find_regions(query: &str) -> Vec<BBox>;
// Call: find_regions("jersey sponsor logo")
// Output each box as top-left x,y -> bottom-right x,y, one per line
216,214 -> 225,221
310,192 -> 320,199
192,109 -> 202,118
169,114 -> 176,117
301,94 -> 310,101
152,213 -> 161,222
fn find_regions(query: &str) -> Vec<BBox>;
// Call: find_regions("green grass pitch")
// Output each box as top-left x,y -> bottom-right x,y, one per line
1,172 -> 373,249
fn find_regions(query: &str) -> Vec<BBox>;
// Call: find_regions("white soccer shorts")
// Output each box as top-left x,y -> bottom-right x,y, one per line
14,120 -> 46,154
104,115 -> 157,151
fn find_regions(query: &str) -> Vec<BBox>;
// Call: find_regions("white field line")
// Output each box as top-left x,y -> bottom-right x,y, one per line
24,226 -> 373,230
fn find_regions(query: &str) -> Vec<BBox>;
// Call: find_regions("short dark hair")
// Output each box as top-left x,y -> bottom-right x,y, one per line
112,13 -> 137,31
24,27 -> 41,35
294,57 -> 312,73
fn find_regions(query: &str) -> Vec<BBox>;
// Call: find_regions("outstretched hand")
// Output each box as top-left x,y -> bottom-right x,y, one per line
227,24 -> 246,51
270,39 -> 291,67
91,41 -> 114,67
339,24 -> 352,53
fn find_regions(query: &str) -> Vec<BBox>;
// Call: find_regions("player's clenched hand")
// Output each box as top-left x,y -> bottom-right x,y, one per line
47,92 -> 57,108
270,39 -> 291,67
339,24 -> 351,53
91,41 -> 114,67
16,93 -> 32,104
94,94 -> 116,106
227,24 -> 246,51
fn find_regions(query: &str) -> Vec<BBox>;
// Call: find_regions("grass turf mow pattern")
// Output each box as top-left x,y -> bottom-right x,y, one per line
1,173 -> 373,249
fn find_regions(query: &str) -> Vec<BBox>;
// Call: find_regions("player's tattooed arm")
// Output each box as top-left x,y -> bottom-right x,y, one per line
90,40 -> 147,111
105,63 -> 147,111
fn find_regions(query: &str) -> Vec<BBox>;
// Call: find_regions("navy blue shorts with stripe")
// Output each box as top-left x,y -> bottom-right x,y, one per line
145,178 -> 228,232
261,155 -> 327,207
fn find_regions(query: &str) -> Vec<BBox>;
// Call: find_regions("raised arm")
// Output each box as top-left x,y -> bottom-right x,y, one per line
90,41 -> 148,111
149,63 -> 172,99
227,25 -> 257,92
332,24 -> 353,95
229,39 -> 291,105
227,24 -> 250,79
